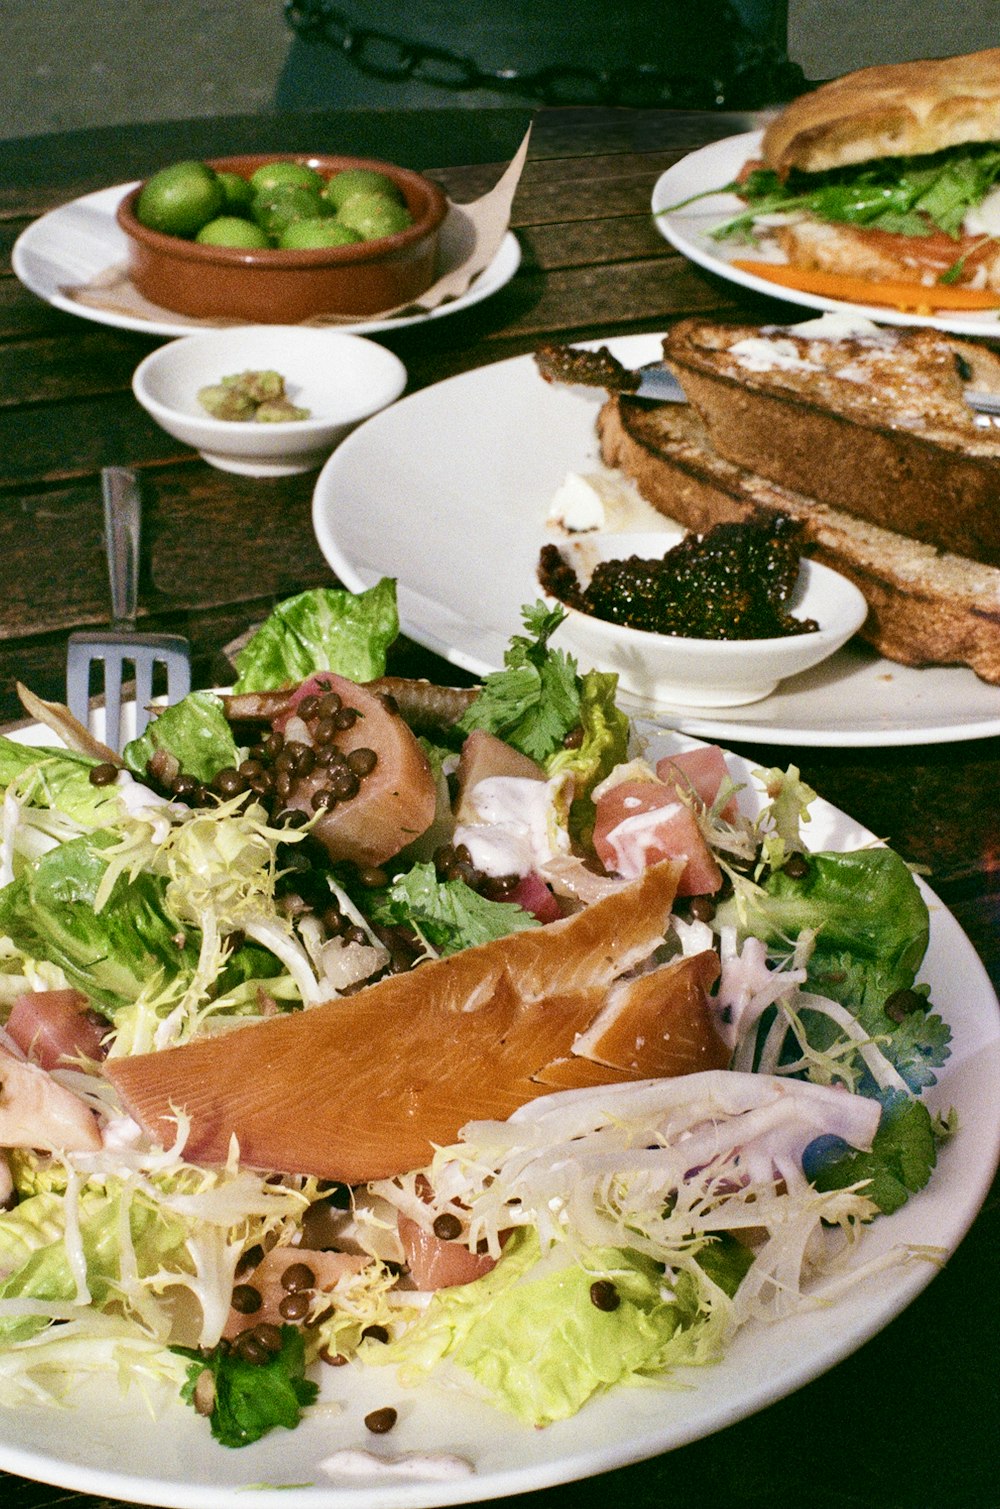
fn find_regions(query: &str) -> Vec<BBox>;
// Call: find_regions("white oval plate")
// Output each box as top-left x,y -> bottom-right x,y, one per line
1,720 -> 997,1508
12,182 -> 521,338
312,333 -> 1000,747
652,130 -> 1000,337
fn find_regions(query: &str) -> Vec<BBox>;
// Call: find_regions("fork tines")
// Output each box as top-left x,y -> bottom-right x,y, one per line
66,628 -> 191,753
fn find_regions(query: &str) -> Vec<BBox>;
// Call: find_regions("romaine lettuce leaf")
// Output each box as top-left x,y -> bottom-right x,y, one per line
0,1186 -> 186,1345
232,580 -> 399,692
123,691 -> 239,784
0,737 -> 119,828
0,833 -> 200,1016
378,1228 -> 747,1426
718,847 -> 930,1006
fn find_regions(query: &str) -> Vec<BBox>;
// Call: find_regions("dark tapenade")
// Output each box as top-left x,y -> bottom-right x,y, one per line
539,516 -> 819,640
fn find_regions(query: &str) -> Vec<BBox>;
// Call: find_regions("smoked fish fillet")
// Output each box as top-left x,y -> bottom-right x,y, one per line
104,860 -> 726,1182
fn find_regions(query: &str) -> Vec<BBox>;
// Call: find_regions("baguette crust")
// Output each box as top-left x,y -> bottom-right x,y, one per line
763,48 -> 1000,175
597,396 -> 1000,683
662,318 -> 1000,567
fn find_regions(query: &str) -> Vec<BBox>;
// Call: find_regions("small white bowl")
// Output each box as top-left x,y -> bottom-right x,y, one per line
132,326 -> 407,477
544,531 -> 868,707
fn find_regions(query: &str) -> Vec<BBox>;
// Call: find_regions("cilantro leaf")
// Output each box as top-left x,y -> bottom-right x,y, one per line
457,603 -> 582,764
808,1090 -> 938,1215
174,1326 -> 318,1448
369,862 -> 540,955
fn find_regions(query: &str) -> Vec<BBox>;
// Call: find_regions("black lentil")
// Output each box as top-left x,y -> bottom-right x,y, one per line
281,1261 -> 316,1292
88,762 -> 119,787
782,851 -> 811,879
364,1406 -> 398,1434
278,1290 -> 312,1322
230,1283 -> 263,1314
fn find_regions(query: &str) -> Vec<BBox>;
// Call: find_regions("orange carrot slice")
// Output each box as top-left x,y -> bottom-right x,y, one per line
729,260 -> 1000,313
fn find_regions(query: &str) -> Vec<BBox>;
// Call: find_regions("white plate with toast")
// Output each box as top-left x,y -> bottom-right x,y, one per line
312,334 -> 1000,747
652,131 -> 1000,338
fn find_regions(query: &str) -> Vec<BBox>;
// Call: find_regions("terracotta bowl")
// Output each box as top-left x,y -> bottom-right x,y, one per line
116,153 -> 449,322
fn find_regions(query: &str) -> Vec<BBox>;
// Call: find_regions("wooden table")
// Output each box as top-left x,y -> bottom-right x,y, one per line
1,104 -> 997,1509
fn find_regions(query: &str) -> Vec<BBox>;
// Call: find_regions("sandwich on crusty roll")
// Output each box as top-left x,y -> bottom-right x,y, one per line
706,47 -> 1000,294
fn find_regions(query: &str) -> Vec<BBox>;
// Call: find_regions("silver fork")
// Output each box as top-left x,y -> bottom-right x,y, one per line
66,467 -> 191,752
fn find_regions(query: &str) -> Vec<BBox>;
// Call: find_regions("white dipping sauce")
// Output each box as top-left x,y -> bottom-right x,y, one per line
320,1447 -> 475,1481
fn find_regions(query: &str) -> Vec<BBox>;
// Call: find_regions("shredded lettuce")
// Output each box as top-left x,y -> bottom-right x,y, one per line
700,143 -> 1000,246
548,669 -> 628,844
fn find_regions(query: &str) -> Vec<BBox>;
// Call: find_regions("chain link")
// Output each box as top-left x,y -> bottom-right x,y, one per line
284,0 -> 804,108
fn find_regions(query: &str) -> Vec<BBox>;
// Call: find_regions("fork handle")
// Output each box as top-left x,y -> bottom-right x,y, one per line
102,467 -> 141,628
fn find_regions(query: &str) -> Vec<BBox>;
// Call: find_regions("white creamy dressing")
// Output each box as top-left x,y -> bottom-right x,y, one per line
453,774 -> 570,878
546,471 -> 608,532
784,313 -> 888,341
320,1447 -> 475,1481
603,799 -> 684,880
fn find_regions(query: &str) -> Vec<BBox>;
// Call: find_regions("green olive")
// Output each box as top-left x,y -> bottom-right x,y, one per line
135,161 -> 224,238
278,217 -> 363,249
336,190 -> 413,241
249,161 -> 325,196
323,167 -> 405,211
195,216 -> 270,248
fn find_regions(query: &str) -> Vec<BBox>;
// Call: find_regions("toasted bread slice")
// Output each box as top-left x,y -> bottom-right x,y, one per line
597,393 -> 1000,683
661,318 -> 1000,567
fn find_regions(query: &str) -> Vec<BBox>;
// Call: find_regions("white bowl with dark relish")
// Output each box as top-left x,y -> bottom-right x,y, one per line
538,523 -> 868,707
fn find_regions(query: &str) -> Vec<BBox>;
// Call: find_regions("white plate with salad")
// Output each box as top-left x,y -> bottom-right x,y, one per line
652,131 -> 1000,337
11,182 -> 521,340
0,587 -> 997,1509
311,334 -> 1000,746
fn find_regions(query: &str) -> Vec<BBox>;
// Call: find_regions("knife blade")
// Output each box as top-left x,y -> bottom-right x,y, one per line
630,362 -> 1000,417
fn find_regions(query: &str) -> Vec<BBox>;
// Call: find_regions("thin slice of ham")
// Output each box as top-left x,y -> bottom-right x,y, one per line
7,990 -> 109,1070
